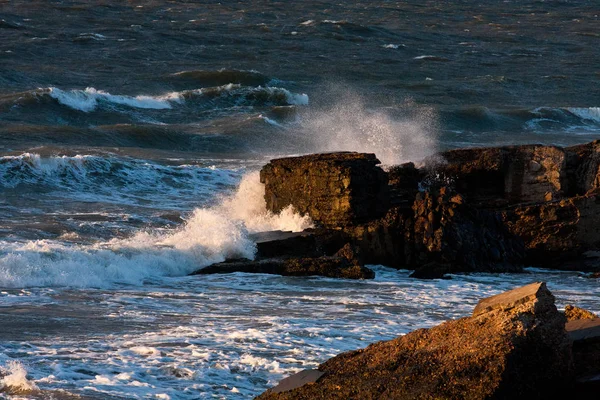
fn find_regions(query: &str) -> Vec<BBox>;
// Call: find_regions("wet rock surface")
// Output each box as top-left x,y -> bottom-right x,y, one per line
257,282 -> 574,399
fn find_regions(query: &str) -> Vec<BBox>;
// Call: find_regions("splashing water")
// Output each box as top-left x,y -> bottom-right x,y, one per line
296,86 -> 439,165
0,360 -> 38,394
0,172 -> 312,288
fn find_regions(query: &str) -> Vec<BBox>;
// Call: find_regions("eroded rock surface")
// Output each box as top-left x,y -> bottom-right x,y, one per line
257,282 -> 573,399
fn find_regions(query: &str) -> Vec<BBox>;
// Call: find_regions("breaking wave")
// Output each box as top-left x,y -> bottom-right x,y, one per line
0,171 -> 312,288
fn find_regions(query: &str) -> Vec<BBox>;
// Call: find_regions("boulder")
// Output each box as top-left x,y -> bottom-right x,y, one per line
257,282 -> 572,399
192,257 -> 375,280
342,206 -> 411,269
260,152 -> 389,227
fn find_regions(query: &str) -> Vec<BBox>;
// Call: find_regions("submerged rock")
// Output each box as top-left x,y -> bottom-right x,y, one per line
257,282 -> 573,399
192,256 -> 374,280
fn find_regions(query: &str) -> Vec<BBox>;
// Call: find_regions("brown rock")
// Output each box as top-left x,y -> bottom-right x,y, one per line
565,305 -> 598,321
260,152 -> 389,228
472,281 -> 547,316
342,206 -> 410,269
334,243 -> 364,266
566,318 -> 600,392
256,282 -> 572,399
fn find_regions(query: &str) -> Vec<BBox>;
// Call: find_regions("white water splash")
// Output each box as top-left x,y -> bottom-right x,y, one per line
0,172 -> 311,288
297,86 -> 439,165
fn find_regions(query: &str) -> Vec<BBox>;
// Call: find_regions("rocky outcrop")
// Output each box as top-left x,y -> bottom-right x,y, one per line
257,282 -> 574,399
260,152 -> 389,228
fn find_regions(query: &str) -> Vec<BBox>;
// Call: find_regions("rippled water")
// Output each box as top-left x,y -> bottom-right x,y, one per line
1,0 -> 599,398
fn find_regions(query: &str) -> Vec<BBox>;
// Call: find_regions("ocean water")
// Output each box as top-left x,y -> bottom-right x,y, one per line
1,1 -> 599,398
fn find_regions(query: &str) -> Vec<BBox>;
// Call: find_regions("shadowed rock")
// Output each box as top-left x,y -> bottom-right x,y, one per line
268,370 -> 324,394
566,317 -> 600,395
192,257 -> 374,279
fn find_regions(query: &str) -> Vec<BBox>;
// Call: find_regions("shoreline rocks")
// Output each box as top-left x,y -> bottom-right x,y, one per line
257,282 -> 587,399
193,140 -> 600,279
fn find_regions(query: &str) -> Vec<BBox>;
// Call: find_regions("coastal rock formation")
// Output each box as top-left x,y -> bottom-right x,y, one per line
257,282 -> 573,399
566,316 -> 600,395
260,152 -> 389,227
193,141 -> 600,279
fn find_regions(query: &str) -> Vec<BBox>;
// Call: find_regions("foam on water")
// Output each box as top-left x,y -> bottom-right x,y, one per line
0,268 -> 597,399
0,171 -> 311,288
0,358 -> 38,394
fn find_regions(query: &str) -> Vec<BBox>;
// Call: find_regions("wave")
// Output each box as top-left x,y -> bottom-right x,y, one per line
0,172 -> 312,288
48,87 -> 182,112
443,106 -> 600,133
1,85 -> 308,115
0,153 -> 241,209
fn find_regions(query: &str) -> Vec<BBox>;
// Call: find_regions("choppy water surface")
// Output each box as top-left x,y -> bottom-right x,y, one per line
1,269 -> 598,399
1,0 -> 599,398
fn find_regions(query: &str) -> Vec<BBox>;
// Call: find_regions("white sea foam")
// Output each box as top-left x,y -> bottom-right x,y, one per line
0,171 -> 311,288
48,87 -> 182,112
297,86 -> 438,165
382,44 -> 404,49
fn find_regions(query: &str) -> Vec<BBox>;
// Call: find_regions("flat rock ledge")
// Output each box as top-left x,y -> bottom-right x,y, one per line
257,282 -> 599,399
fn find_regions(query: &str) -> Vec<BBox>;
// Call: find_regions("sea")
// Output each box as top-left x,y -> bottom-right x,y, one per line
1,1 -> 599,398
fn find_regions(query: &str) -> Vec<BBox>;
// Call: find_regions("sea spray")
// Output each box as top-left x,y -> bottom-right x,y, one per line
296,86 -> 439,165
0,172 -> 311,288
0,359 -> 38,394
